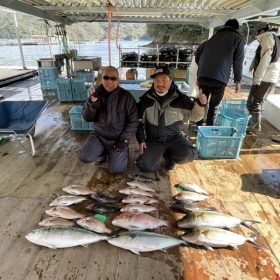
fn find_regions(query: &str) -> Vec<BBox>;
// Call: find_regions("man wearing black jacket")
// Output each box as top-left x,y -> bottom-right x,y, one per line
136,67 -> 207,172
197,19 -> 245,125
78,66 -> 138,175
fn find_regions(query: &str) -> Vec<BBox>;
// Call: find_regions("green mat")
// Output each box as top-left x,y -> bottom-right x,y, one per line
0,135 -> 10,145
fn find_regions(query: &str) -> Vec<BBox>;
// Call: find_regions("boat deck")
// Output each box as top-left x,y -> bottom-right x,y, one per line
0,77 -> 279,280
0,68 -> 37,87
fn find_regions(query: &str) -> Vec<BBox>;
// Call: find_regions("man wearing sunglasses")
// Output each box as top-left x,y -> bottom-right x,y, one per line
136,66 -> 207,171
78,66 -> 138,175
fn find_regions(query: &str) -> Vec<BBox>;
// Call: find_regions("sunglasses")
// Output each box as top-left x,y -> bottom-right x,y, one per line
103,76 -> 119,81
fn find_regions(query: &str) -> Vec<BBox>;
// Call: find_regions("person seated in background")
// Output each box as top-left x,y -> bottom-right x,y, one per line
136,66 -> 208,172
78,66 -> 138,175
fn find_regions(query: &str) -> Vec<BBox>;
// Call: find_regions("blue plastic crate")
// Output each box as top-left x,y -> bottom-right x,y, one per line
69,106 -> 94,131
220,99 -> 248,115
57,78 -> 72,102
38,67 -> 59,79
76,71 -> 95,83
71,78 -> 87,101
40,78 -> 57,91
215,109 -> 250,135
196,126 -> 244,159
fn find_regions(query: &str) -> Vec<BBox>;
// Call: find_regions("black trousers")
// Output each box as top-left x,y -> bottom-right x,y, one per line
198,77 -> 226,125
136,134 -> 197,172
246,81 -> 276,113
78,133 -> 128,175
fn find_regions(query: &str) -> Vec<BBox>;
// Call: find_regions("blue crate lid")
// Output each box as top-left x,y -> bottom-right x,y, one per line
69,106 -> 83,114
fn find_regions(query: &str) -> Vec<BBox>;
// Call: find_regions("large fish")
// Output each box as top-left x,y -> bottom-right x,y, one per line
90,192 -> 120,204
128,173 -> 159,182
127,181 -> 155,193
108,231 -> 185,255
26,226 -> 109,249
172,201 -> 217,213
49,195 -> 87,207
181,227 -> 266,250
122,195 -> 158,205
119,187 -> 154,197
39,217 -> 75,227
86,202 -> 120,213
174,191 -> 209,202
77,217 -> 112,234
175,182 -> 209,195
63,185 -> 94,196
178,211 -> 260,234
46,206 -> 85,219
112,212 -> 172,230
120,204 -> 157,213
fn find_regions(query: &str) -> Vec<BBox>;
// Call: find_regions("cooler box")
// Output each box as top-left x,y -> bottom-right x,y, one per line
196,126 -> 244,159
263,95 -> 280,131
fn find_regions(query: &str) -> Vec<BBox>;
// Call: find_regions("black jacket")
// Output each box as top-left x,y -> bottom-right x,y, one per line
198,26 -> 245,84
83,84 -> 138,144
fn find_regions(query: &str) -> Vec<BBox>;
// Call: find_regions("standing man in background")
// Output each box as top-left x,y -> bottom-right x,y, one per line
197,19 -> 245,125
246,23 -> 280,132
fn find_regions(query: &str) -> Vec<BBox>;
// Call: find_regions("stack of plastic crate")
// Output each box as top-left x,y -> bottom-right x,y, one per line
71,78 -> 87,101
196,99 -> 249,159
69,106 -> 94,131
57,78 -> 72,102
38,67 -> 59,92
75,71 -> 95,83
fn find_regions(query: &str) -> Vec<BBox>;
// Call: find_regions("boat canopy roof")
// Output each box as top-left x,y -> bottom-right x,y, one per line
0,0 -> 280,28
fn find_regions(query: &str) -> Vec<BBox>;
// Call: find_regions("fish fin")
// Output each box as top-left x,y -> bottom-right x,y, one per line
248,236 -> 267,250
208,207 -> 218,211
242,220 -> 261,235
130,249 -> 140,255
229,245 -> 238,250
204,245 -> 214,251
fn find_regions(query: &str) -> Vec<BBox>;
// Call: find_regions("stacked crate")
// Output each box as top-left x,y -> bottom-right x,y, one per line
38,67 -> 59,92
69,106 -> 94,131
196,99 -> 249,159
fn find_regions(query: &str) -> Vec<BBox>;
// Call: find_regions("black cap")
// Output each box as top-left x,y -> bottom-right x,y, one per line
255,22 -> 270,35
150,66 -> 172,79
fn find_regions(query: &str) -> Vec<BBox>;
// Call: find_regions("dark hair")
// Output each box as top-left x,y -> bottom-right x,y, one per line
224,19 -> 239,30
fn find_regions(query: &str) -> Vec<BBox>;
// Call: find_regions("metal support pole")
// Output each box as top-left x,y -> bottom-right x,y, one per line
13,13 -> 27,69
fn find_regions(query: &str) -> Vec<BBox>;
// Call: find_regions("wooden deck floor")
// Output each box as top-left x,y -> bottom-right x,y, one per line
0,78 -> 279,280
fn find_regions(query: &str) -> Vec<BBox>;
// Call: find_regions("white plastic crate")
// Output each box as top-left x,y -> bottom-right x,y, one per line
263,95 -> 280,131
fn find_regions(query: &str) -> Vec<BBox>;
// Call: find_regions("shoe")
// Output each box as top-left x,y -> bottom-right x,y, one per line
165,161 -> 176,170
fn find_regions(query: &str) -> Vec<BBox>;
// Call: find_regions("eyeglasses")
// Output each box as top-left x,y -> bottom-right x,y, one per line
103,76 -> 119,81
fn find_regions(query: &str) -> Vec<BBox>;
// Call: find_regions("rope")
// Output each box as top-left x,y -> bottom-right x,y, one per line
115,16 -> 120,50
107,4 -> 112,66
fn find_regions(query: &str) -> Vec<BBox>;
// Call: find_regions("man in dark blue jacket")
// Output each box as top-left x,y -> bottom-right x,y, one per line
197,19 -> 245,125
78,66 -> 138,175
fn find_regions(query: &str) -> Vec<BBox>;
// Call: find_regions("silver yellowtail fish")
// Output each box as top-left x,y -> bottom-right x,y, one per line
172,201 -> 217,213
46,206 -> 85,219
77,217 -> 112,234
120,204 -> 157,213
39,217 -> 75,227
26,226 -> 109,249
112,212 -> 172,230
175,182 -> 209,195
127,181 -> 155,193
128,173 -> 159,182
63,185 -> 94,196
108,231 -> 185,255
49,195 -> 87,207
178,211 -> 260,234
119,187 -> 154,197
174,191 -> 209,202
181,227 -> 266,250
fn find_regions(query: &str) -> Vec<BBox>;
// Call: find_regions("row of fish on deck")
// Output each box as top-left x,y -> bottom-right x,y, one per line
26,174 -> 266,255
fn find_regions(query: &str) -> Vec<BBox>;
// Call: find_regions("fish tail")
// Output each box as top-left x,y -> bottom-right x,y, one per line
242,220 -> 261,235
248,235 -> 267,250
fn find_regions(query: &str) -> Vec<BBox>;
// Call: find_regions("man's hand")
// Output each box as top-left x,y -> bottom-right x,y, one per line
235,82 -> 241,93
139,142 -> 147,155
198,91 -> 207,105
112,139 -> 129,152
